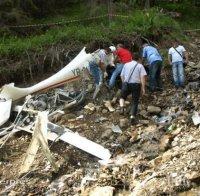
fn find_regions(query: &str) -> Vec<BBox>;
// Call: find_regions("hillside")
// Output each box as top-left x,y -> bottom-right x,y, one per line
0,1 -> 200,195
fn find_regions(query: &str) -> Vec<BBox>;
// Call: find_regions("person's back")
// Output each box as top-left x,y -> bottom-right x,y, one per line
143,45 -> 162,65
116,47 -> 132,64
142,43 -> 163,92
119,55 -> 147,124
168,41 -> 188,88
121,60 -> 146,84
168,45 -> 186,63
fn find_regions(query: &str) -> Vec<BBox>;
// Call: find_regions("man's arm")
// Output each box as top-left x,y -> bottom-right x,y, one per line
141,75 -> 146,95
168,54 -> 172,65
142,48 -> 146,64
120,67 -> 125,82
99,61 -> 105,71
183,51 -> 189,63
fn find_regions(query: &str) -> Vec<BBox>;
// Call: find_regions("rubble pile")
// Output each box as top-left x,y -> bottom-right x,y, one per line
0,35 -> 200,195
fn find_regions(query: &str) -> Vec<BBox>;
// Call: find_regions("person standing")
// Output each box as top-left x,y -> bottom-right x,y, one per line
119,54 -> 147,124
168,41 -> 188,88
109,44 -> 133,89
142,43 -> 163,92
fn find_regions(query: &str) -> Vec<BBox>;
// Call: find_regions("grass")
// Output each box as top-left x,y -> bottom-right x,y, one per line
0,8 -> 181,57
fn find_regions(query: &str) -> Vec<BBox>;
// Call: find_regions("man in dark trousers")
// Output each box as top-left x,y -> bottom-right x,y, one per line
119,54 -> 147,124
142,43 -> 163,92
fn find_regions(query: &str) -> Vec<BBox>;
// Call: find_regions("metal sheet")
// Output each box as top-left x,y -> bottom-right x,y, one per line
0,100 -> 12,126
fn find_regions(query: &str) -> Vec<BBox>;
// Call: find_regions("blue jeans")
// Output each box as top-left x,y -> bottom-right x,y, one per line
89,62 -> 103,85
149,60 -> 163,92
172,61 -> 185,87
109,63 -> 124,88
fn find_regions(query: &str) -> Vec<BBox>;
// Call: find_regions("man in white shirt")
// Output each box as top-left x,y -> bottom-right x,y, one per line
89,47 -> 115,99
168,41 -> 188,88
119,54 -> 147,124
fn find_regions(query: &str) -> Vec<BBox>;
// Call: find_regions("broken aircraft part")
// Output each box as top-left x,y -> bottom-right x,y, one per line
0,47 -> 92,126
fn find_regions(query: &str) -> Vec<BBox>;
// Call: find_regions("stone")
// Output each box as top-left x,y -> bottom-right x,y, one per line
147,106 -> 161,114
102,109 -> 108,114
89,186 -> 115,196
159,134 -> 173,151
188,61 -> 196,67
171,127 -> 183,136
119,118 -> 129,128
101,129 -> 113,139
104,101 -> 115,112
84,103 -> 96,111
181,111 -> 189,116
149,156 -> 162,167
87,84 -> 94,92
185,171 -> 200,181
130,131 -> 138,142
117,135 -> 129,143
139,110 -> 147,117
189,43 -> 198,49
139,120 -> 150,125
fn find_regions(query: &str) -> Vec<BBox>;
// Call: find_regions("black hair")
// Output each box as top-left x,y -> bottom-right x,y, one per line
134,53 -> 142,61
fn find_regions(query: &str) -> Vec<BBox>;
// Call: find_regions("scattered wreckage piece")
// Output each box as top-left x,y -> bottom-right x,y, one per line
2,116 -> 111,161
0,47 -> 92,127
20,112 -> 58,175
0,99 -> 12,127
47,123 -> 111,161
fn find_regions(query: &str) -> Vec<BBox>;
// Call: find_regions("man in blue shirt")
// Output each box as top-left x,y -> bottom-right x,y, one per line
142,43 -> 163,92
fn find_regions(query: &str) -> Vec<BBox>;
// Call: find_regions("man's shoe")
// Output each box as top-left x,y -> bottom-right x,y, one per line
130,116 -> 136,125
156,87 -> 163,92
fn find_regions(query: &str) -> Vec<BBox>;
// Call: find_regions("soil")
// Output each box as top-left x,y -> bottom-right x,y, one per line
0,32 -> 200,196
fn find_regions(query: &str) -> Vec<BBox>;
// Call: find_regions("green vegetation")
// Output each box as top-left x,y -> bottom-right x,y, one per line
0,8 -> 180,56
0,1 -> 199,57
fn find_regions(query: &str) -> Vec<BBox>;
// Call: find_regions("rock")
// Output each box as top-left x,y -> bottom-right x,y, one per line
180,111 -> 189,116
89,186 -> 115,196
84,103 -> 96,111
102,109 -> 108,114
104,101 -> 115,112
130,131 -> 138,142
139,120 -> 150,125
159,134 -> 173,151
186,82 -> 200,91
185,171 -> 200,181
171,127 -> 183,136
119,118 -> 129,128
139,110 -> 148,117
117,135 -> 129,143
147,106 -> 161,114
87,84 -> 94,92
149,156 -> 162,167
101,129 -> 113,139
188,61 -> 196,67
189,43 -> 198,49
111,124 -> 122,133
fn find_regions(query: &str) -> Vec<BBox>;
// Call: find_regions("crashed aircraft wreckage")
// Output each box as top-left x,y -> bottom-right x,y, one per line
0,47 -> 92,126
0,47 -> 112,162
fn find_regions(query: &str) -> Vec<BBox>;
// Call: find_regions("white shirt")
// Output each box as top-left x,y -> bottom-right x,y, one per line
168,45 -> 186,63
91,49 -> 114,66
121,60 -> 147,84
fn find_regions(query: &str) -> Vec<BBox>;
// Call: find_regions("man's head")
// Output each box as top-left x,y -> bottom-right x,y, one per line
172,39 -> 179,48
104,47 -> 112,54
109,46 -> 116,53
142,43 -> 149,48
116,43 -> 124,49
134,53 -> 142,63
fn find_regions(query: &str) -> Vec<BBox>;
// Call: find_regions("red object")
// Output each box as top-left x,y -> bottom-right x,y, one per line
115,48 -> 133,64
